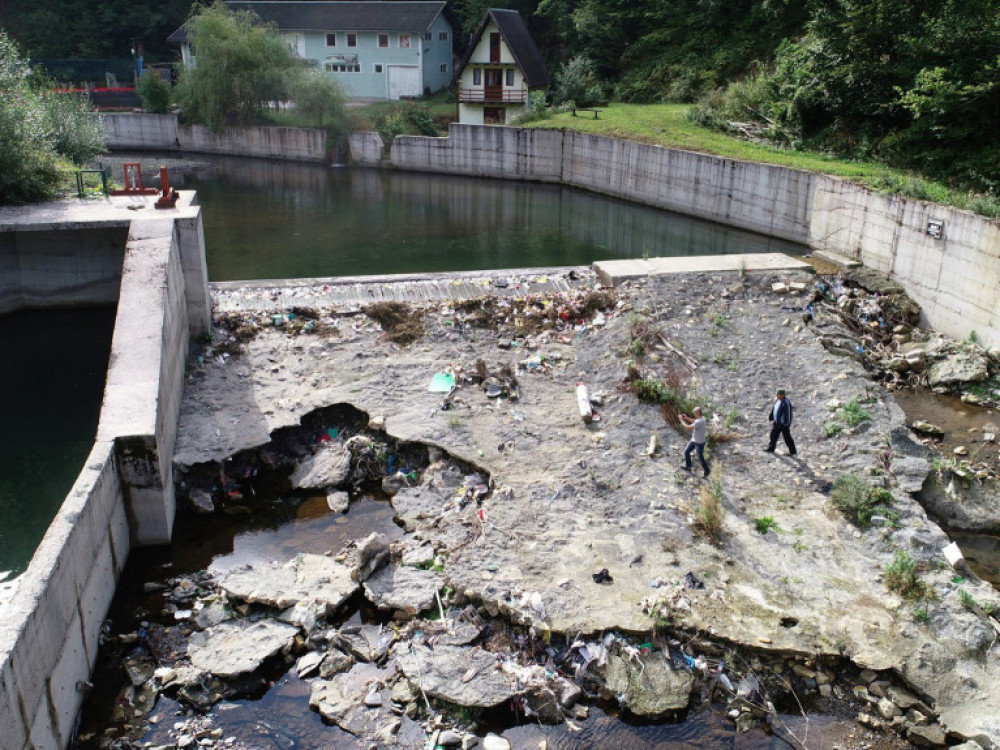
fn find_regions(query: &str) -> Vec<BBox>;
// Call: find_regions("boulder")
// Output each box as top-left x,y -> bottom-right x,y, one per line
290,442 -> 351,490
363,564 -> 444,616
220,553 -> 357,612
188,489 -> 215,514
928,353 -> 989,387
396,643 -> 517,708
187,620 -> 297,678
907,722 -> 947,747
326,489 -> 349,513
332,625 -> 393,663
593,649 -> 694,719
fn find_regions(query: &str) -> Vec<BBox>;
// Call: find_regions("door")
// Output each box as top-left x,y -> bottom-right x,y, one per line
484,107 -> 506,124
484,69 -> 503,102
387,65 -> 421,100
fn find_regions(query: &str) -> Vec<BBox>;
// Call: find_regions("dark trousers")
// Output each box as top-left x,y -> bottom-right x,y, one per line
685,440 -> 709,473
768,423 -> 797,455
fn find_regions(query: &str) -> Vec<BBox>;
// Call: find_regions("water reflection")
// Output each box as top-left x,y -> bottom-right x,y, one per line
170,157 -> 806,281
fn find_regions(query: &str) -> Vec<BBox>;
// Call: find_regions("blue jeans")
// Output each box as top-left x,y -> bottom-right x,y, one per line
685,440 -> 709,474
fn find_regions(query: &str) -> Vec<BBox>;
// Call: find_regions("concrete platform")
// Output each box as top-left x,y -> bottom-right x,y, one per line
811,249 -> 861,269
592,253 -> 811,286
0,191 -> 200,231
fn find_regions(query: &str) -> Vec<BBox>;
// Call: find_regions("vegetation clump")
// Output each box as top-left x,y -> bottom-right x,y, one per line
692,478 -> 724,544
363,302 -> 425,345
830,473 -> 894,528
883,550 -> 926,600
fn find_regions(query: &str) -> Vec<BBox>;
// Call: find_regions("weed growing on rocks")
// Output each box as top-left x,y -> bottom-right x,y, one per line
693,478 -> 724,544
883,550 -> 926,600
830,473 -> 893,527
839,396 -> 872,427
754,516 -> 778,534
627,312 -> 660,358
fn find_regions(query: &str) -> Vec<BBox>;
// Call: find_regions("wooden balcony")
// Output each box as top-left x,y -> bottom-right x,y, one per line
458,87 -> 527,104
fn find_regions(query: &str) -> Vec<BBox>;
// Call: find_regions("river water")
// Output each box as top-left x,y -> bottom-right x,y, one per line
0,307 -> 116,579
166,155 -> 807,281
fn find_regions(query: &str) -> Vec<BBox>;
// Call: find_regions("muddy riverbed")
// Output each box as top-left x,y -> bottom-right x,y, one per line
74,267 -> 1000,749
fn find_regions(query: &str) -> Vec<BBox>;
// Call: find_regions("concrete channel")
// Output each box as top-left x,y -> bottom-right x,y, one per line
0,116 -> 998,748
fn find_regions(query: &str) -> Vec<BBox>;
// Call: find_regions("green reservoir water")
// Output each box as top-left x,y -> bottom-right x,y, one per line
0,307 -> 116,577
173,156 -> 807,281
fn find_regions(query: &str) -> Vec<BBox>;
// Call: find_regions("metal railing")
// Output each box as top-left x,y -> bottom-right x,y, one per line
458,88 -> 527,104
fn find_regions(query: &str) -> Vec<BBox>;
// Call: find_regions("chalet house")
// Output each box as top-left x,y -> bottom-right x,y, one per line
169,1 -> 457,101
454,9 -> 550,125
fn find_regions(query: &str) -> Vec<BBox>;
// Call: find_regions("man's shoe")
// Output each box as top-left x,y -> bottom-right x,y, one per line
703,469 -> 711,478
789,452 -> 798,457
763,447 -> 775,453
681,465 -> 692,472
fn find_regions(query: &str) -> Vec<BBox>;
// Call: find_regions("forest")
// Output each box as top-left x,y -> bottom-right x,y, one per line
1,0 -> 998,192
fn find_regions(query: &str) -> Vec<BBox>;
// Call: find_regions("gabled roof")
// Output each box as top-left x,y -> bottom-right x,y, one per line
455,9 -> 550,88
168,1 -> 456,43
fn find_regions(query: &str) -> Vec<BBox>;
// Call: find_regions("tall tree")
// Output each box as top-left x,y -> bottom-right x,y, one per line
173,2 -> 298,132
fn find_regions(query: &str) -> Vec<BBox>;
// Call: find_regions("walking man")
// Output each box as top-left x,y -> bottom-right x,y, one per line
765,388 -> 797,456
680,407 -> 710,477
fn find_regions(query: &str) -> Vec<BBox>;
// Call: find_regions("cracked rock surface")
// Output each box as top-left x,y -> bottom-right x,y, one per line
175,271 -> 1000,744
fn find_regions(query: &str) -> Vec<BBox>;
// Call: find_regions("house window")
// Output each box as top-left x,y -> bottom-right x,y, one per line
439,31 -> 448,41
440,63 -> 448,73
378,33 -> 389,48
473,68 -> 481,85
326,33 -> 336,46
325,63 -> 361,72
505,69 -> 514,86
374,63 -> 383,73
399,34 -> 410,48
424,32 -> 432,41
347,33 -> 357,47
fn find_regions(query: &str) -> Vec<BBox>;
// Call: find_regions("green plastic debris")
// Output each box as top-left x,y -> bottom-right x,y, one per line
428,372 -> 456,392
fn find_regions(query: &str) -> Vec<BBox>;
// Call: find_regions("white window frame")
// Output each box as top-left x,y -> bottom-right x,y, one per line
505,69 -> 514,86
399,34 -> 411,48
374,63 -> 384,73
378,33 -> 389,48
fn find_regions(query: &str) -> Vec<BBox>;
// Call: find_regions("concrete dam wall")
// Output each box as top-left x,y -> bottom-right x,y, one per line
0,199 -> 210,749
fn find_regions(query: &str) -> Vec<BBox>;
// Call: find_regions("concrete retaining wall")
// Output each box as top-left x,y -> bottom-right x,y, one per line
0,441 -> 129,750
0,198 -> 207,750
103,113 -> 329,163
0,226 -> 129,313
374,124 -> 1000,347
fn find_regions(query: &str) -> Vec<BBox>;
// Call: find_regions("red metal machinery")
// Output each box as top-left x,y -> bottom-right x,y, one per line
109,162 -> 158,196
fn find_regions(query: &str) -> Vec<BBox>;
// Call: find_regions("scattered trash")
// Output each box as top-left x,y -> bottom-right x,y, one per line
429,371 -> 456,393
592,568 -> 613,584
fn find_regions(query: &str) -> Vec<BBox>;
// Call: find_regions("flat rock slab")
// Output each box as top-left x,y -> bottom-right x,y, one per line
187,620 -> 297,678
291,442 -> 351,490
595,650 -> 694,718
220,553 -> 358,611
363,564 -> 444,616
593,253 -> 810,286
309,678 -> 381,735
396,643 -> 517,708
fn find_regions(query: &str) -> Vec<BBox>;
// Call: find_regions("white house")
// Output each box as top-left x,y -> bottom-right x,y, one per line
454,9 -> 550,125
169,1 -> 457,101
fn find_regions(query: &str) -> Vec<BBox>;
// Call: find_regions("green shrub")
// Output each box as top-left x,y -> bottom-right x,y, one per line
754,516 -> 778,534
831,473 -> 893,528
884,550 -> 924,600
839,397 -> 872,427
137,70 -> 171,114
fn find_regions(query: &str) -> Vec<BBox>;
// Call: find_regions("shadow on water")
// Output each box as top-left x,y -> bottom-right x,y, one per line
153,154 -> 807,281
0,306 -> 116,577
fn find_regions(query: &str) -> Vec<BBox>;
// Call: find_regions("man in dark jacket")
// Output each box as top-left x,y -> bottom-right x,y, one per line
764,388 -> 796,456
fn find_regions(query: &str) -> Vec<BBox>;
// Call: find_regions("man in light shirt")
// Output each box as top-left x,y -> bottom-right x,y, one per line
680,406 -> 710,477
